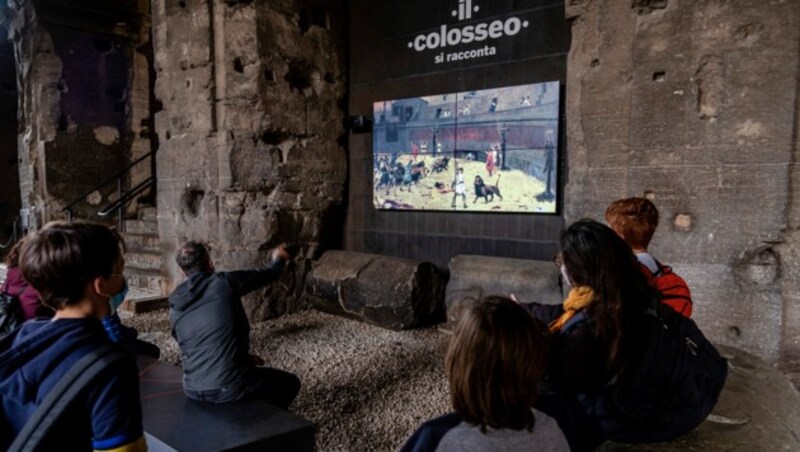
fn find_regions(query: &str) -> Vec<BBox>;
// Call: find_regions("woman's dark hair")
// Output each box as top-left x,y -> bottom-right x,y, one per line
447,296 -> 549,432
560,219 -> 654,371
176,241 -> 211,274
19,221 -> 125,310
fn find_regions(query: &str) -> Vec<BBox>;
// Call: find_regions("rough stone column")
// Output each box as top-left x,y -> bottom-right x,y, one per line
564,0 -> 800,360
6,0 -> 61,229
153,0 -> 347,318
6,0 -> 152,227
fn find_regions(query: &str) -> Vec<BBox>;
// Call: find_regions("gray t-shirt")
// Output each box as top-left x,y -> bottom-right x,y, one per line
436,409 -> 569,452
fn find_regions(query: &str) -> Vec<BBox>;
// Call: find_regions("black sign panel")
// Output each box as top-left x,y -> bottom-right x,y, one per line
350,0 -> 569,84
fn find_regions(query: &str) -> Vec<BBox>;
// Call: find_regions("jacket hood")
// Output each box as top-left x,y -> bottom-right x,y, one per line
169,272 -> 215,312
0,318 -> 107,405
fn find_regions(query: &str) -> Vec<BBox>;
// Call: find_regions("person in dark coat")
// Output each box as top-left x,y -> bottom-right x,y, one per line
520,219 -> 657,451
0,221 -> 145,451
1,240 -> 50,320
169,241 -> 300,409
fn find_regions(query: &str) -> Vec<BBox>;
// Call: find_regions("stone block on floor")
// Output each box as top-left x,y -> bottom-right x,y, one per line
445,255 -> 563,326
304,250 -> 446,330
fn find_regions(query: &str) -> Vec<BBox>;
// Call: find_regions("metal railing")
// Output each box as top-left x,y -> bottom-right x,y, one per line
0,218 -> 19,250
62,151 -> 156,231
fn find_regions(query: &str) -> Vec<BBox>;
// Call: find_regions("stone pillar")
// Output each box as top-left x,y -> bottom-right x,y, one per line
564,0 -> 800,360
0,24 -> 20,246
153,0 -> 347,318
6,0 -> 152,227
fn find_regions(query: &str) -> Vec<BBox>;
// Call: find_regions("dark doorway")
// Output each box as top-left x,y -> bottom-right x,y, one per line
0,25 -> 21,256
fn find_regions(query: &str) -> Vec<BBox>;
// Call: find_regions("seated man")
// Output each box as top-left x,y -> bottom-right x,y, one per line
0,221 -> 146,451
169,241 -> 300,409
605,197 -> 693,317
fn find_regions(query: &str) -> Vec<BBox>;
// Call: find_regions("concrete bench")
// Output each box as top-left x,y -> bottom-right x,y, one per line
137,356 -> 314,451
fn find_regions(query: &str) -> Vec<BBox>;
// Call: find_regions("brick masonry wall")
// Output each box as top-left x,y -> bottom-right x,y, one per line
564,0 -> 800,360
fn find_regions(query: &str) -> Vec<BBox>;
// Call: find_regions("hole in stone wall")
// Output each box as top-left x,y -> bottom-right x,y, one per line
276,212 -> 302,243
179,0 -> 187,8
106,86 -> 127,101
185,78 -> 192,88
632,0 -> 669,15
92,38 -> 113,54
57,113 -> 69,131
728,325 -> 741,338
264,69 -> 275,82
180,188 -> 204,218
261,130 -> 292,145
590,58 -> 600,68
284,60 -> 316,92
57,79 -> 68,93
233,57 -> 244,73
224,0 -> 253,6
653,71 -> 666,82
165,130 -> 172,140
298,10 -> 329,33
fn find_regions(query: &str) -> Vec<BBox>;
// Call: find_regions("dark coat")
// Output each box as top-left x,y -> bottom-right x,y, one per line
168,260 -> 285,398
1,267 -> 49,320
0,318 -> 142,450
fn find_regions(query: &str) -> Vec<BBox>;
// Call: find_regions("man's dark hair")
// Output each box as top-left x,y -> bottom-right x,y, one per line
20,221 -> 124,310
176,241 -> 211,274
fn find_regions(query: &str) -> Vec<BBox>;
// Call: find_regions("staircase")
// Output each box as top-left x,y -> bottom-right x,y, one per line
121,205 -> 168,313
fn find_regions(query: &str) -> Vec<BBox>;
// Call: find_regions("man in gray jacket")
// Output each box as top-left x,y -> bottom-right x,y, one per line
169,241 -> 300,409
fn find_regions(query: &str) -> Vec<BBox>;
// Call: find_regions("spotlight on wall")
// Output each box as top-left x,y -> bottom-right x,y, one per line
346,115 -> 371,133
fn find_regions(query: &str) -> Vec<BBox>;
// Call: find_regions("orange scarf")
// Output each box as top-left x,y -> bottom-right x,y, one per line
549,286 -> 596,333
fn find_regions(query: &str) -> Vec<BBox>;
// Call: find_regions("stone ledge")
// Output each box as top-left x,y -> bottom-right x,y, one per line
606,344 -> 800,450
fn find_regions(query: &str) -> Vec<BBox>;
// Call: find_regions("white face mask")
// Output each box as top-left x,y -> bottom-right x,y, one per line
560,264 -> 572,290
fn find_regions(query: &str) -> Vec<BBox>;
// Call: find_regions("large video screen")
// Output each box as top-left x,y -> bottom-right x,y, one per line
372,81 -> 559,213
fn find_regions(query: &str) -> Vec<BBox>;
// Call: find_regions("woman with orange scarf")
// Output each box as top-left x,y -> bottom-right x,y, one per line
522,219 -> 657,451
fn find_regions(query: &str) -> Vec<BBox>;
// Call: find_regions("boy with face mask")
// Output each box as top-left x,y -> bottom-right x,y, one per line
0,221 -> 147,451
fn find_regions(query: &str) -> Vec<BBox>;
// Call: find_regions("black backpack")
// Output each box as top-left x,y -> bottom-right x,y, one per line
574,299 -> 729,443
0,287 -> 24,340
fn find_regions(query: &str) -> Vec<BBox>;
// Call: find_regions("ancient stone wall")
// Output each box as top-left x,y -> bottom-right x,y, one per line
0,25 -> 20,248
4,0 -> 152,228
153,0 -> 347,318
564,0 -> 800,360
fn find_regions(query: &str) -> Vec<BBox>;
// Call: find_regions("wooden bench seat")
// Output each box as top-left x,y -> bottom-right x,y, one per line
137,356 -> 314,451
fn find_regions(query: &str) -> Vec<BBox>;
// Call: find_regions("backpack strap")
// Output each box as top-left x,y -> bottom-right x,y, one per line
8,344 -> 128,452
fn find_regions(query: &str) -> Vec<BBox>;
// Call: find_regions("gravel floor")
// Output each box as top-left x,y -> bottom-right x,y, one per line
125,309 -> 451,451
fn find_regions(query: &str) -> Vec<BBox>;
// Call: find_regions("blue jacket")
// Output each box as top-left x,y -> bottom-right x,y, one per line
0,318 -> 143,451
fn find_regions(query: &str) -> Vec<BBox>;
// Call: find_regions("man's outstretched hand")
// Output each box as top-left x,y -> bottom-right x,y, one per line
272,244 -> 291,262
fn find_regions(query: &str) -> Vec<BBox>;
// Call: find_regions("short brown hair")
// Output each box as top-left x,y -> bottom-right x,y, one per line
20,221 -> 125,310
605,197 -> 659,250
176,241 -> 211,274
447,296 -> 548,432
